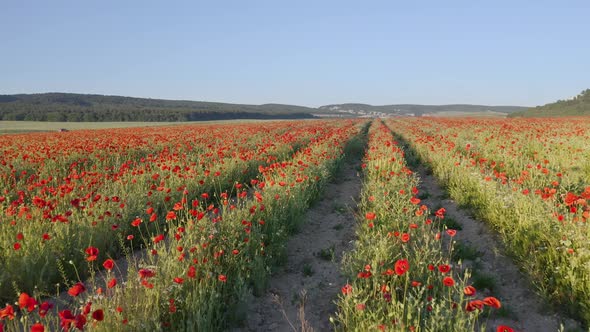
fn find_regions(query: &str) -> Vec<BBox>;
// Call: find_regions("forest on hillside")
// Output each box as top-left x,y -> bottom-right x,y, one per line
510,89 -> 590,117
0,93 -> 316,121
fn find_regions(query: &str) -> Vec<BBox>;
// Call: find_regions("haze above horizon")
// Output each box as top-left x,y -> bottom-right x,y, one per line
2,1 -> 589,107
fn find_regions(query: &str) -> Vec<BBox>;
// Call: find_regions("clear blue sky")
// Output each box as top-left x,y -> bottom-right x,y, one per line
1,1 -> 589,107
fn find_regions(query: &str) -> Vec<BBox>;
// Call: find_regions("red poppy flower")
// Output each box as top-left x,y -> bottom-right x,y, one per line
107,278 -> 117,288
483,296 -> 501,309
85,246 -> 99,261
497,326 -> 514,332
131,218 -> 142,227
67,282 -> 86,297
401,233 -> 410,243
463,286 -> 476,296
442,276 -> 455,287
153,234 -> 164,244
18,293 -> 37,312
365,212 -> 376,220
0,304 -> 15,320
435,207 -> 446,219
163,298 -> 175,314
341,284 -> 353,295
103,258 -> 115,270
139,268 -> 156,279
82,301 -> 92,315
465,300 -> 484,312
58,309 -> 75,330
38,301 -> 53,318
75,314 -> 87,330
383,268 -> 394,276
187,266 -> 196,278
394,259 -> 410,276
92,309 -> 104,321
438,264 -> 451,274
564,192 -> 579,206
31,323 -> 45,332
218,275 -> 227,282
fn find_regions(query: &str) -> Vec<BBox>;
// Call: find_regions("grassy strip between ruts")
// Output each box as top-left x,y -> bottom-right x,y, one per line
333,120 -> 505,331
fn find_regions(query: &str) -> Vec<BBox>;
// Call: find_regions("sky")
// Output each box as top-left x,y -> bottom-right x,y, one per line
1,1 -> 589,107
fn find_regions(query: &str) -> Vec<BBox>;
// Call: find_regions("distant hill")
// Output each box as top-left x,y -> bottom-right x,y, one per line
0,92 -> 533,122
317,103 -> 527,117
509,89 -> 590,117
0,93 -> 317,121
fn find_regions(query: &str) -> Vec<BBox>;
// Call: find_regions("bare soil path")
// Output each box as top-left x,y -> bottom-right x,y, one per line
234,153 -> 363,332
416,165 -> 581,332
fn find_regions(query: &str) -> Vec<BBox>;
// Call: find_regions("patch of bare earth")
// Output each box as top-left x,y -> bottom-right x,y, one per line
233,155 -> 363,332
416,166 -> 582,332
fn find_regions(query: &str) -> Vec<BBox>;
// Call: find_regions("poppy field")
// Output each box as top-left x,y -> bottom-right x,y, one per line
387,117 -> 590,326
0,119 -> 365,330
0,117 -> 587,331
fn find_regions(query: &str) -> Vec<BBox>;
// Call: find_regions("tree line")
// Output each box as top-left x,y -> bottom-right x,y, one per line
0,93 -> 317,121
509,89 -> 590,117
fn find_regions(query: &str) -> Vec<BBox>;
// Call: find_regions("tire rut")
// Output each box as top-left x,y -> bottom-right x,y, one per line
233,155 -> 363,332
415,165 -> 581,332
